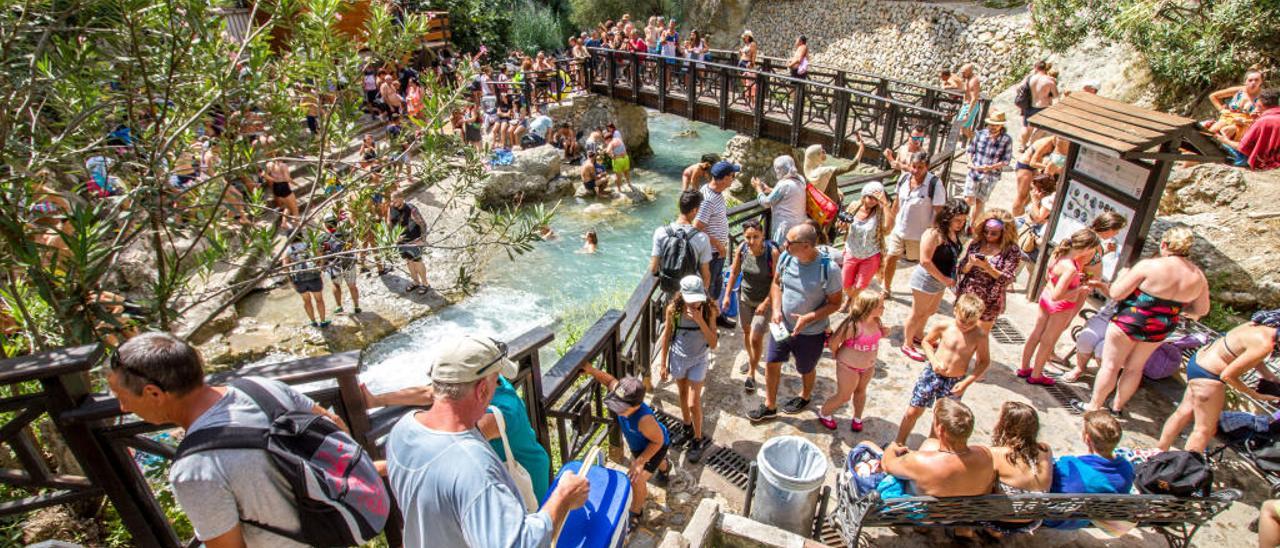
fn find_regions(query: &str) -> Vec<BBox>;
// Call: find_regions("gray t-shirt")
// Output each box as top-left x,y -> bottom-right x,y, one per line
651,222 -> 713,267
777,252 -> 842,335
386,412 -> 554,548
892,171 -> 946,241
170,378 -> 316,547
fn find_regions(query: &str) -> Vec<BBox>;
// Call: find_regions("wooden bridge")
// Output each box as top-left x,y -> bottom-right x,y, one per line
563,48 -> 988,168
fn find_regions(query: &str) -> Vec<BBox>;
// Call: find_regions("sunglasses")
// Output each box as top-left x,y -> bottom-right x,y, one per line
785,238 -> 813,247
111,354 -> 169,391
474,338 -> 510,378
910,136 -> 925,142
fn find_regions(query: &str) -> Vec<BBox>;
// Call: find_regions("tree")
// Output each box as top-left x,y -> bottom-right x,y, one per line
0,0 -> 550,356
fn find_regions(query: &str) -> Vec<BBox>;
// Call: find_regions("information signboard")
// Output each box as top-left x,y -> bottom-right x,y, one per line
1048,178 -> 1136,280
1074,146 -> 1149,200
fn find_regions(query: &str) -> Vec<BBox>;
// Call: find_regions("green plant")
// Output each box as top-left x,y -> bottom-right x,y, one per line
511,0 -> 568,54
1202,300 -> 1245,333
1031,0 -> 1280,109
406,0 -> 515,54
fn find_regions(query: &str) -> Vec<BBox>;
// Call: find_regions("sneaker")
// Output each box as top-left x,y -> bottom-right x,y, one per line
744,377 -> 756,391
653,463 -> 670,486
309,321 -> 320,328
851,418 -> 864,432
902,346 -> 926,362
747,404 -> 778,422
1015,368 -> 1033,378
782,397 -> 811,414
334,306 -> 344,314
1027,375 -> 1056,386
353,307 -> 362,314
1068,399 -> 1090,414
817,414 -> 837,430
688,438 -> 709,463
672,423 -> 692,447
318,320 -> 331,328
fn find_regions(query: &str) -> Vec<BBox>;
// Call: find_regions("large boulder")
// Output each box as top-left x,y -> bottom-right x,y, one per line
1153,165 -> 1280,310
547,95 -> 652,158
720,135 -> 802,203
477,146 -> 572,209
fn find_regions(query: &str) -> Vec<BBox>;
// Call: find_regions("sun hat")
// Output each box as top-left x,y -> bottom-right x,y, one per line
710,161 -> 741,179
984,111 -> 1008,126
680,275 -> 708,303
1081,79 -> 1101,92
861,181 -> 885,198
603,376 -> 646,414
427,334 -> 518,383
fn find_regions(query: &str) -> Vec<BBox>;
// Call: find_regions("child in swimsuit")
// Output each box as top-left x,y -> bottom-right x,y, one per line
1018,229 -> 1102,386
817,289 -> 885,432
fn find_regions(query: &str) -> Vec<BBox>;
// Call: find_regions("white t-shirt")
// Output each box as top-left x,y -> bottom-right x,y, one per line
892,172 -> 946,241
527,115 -> 553,140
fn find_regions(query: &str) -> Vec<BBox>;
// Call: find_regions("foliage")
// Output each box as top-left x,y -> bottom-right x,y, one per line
0,0 -> 550,357
567,0 -> 687,32
406,0 -> 514,54
1031,0 -> 1280,108
1202,300 -> 1245,333
511,0 -> 568,55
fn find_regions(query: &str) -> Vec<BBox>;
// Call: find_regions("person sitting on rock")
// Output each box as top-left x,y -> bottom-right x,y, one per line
550,122 -> 581,161
581,152 -> 610,198
1225,88 -> 1280,171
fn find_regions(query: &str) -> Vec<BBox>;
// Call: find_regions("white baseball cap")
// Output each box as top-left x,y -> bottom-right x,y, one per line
861,181 -> 886,198
679,275 -> 707,303
427,335 -> 518,383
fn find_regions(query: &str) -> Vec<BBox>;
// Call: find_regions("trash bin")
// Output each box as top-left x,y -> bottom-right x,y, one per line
749,435 -> 829,536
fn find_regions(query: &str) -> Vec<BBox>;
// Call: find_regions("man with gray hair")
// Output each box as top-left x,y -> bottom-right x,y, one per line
747,223 -> 842,422
385,335 -> 590,547
107,332 -> 347,548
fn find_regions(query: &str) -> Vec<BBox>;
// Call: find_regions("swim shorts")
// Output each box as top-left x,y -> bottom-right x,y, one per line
909,366 -> 962,408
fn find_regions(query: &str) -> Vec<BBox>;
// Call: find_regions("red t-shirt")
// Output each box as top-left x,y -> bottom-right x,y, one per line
1240,107 -> 1280,171
629,38 -> 647,53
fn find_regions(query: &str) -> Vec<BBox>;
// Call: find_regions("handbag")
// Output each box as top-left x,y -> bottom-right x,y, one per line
1016,220 -> 1039,254
489,405 -> 539,512
804,182 -> 839,226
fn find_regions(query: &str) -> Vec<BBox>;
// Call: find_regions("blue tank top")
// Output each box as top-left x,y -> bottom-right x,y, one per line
617,403 -> 669,452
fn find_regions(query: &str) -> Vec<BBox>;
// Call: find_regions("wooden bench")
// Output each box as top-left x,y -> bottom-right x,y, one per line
835,476 -> 1240,547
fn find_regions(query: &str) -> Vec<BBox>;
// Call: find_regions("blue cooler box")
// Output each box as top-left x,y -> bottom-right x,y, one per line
546,459 -> 632,548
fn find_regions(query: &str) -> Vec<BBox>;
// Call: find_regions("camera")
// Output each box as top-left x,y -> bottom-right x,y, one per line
836,211 -> 855,223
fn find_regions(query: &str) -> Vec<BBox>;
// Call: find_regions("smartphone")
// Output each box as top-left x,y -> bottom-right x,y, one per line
769,322 -> 790,343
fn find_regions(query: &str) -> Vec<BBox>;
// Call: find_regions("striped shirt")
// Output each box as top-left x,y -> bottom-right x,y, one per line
695,185 -> 730,249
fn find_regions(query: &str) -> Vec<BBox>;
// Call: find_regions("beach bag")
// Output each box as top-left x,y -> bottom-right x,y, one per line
489,405 -> 539,512
176,379 -> 390,546
722,268 -> 740,319
1134,451 -> 1211,497
844,443 -> 885,497
1014,76 -> 1033,112
1143,333 -> 1211,380
805,183 -> 839,226
1016,221 -> 1039,254
656,226 -> 701,293
549,446 -> 631,548
1219,410 -> 1280,448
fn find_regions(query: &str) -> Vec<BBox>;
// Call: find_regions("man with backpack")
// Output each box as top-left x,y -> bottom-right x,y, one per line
651,190 -> 713,300
107,332 -> 388,548
695,161 -> 735,325
882,151 -> 946,296
747,224 -> 842,422
322,215 -> 361,315
284,241 -> 329,328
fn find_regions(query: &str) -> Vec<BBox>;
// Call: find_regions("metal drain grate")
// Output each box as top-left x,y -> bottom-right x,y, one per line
990,317 -> 1026,345
653,408 -> 692,446
818,516 -> 848,548
1046,382 -> 1087,414
702,446 -> 754,490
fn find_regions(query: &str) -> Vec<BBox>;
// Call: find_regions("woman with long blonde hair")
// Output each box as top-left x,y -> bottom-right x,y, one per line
816,289 -> 886,432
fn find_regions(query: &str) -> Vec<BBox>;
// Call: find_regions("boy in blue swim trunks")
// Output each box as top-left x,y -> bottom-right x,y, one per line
894,294 -> 988,444
579,365 -> 671,528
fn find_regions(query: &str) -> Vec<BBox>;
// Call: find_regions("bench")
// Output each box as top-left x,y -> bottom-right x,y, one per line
834,476 -> 1240,548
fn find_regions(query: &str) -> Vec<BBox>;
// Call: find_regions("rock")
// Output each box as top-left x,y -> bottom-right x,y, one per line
582,203 -> 621,217
720,135 -> 802,203
477,146 -> 569,209
1161,164 -> 1248,215
546,95 -> 651,158
188,305 -> 238,344
612,184 -> 657,206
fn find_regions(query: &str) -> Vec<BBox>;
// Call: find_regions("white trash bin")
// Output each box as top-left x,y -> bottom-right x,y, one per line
748,435 -> 829,536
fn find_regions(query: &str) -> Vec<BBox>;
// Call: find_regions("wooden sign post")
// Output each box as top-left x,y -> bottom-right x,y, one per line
1025,93 -> 1224,298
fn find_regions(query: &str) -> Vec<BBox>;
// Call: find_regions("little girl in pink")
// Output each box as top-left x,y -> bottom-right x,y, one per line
817,289 -> 885,432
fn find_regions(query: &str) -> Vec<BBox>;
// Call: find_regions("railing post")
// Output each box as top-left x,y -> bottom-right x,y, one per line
607,51 -> 616,99
637,293 -> 653,380
630,53 -> 641,103
881,103 -> 899,169
790,81 -> 805,147
753,73 -> 767,138
604,324 -> 624,463
833,73 -> 850,158
657,57 -> 668,113
718,66 -> 730,130
686,59 -> 697,120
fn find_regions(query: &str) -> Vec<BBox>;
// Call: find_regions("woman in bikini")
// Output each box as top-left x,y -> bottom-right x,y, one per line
1076,227 -> 1211,416
816,289 -> 885,433
1158,310 -> 1280,452
1017,229 -> 1102,386
738,31 -> 758,103
1207,70 -> 1264,142
981,402 -> 1053,538
1060,212 -> 1128,383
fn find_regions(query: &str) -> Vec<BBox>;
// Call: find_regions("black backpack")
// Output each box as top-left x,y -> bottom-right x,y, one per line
1134,451 -> 1212,497
1014,76 -> 1033,111
657,226 -> 700,292
287,244 -> 322,284
176,379 -> 390,547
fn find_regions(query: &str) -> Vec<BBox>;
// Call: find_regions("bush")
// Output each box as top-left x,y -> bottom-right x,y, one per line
406,0 -> 514,54
511,0 -> 567,54
1032,0 -> 1279,109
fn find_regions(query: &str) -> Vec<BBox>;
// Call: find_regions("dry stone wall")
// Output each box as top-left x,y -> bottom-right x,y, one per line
730,0 -> 1042,90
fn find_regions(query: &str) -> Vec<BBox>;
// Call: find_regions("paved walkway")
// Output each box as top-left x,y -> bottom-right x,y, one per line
630,157 -> 1263,547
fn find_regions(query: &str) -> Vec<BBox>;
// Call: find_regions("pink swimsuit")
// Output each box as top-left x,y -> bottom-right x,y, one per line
838,324 -> 882,372
1038,257 -> 1084,315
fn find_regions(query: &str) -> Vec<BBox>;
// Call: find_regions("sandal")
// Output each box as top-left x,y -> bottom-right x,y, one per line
1027,375 -> 1056,386
628,511 -> 642,529
1060,369 -> 1085,383
1015,368 -> 1033,378
902,346 -> 926,362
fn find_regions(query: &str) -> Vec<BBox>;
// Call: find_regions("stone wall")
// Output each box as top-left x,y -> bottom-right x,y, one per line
719,135 -> 802,203
716,0 -> 1042,90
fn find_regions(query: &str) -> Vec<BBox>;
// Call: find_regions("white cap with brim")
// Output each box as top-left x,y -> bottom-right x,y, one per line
427,335 -> 519,384
679,274 -> 707,303
1082,80 -> 1101,91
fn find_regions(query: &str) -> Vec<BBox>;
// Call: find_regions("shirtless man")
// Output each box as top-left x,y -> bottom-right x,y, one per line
895,293 -> 988,445
954,64 -> 983,146
380,76 -> 403,120
881,398 -> 995,497
1020,61 -> 1059,149
682,153 -> 719,191
260,137 -> 299,229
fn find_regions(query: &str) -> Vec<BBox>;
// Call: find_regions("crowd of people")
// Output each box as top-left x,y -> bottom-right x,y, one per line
82,16 -> 1280,548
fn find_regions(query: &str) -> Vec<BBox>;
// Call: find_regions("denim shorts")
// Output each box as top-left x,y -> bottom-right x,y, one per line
908,265 -> 946,295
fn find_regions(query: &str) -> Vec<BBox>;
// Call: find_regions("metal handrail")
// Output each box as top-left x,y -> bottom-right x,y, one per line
703,48 -> 983,101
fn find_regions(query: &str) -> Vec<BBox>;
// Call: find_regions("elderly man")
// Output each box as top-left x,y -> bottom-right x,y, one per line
747,224 -> 843,422
963,110 -> 1013,226
386,335 -> 590,547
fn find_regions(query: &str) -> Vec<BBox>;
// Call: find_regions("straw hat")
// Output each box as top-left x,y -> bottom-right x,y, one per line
985,111 -> 1008,126
742,30 -> 754,40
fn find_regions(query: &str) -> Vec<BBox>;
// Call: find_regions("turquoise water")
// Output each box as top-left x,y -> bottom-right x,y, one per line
360,112 -> 735,393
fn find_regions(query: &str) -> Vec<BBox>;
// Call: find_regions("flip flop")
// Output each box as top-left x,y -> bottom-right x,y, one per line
902,346 -> 926,362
